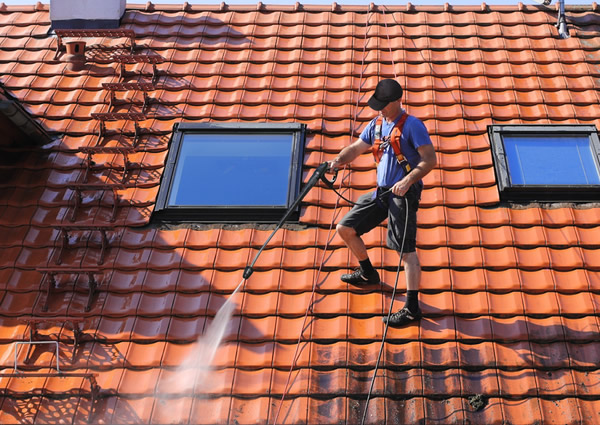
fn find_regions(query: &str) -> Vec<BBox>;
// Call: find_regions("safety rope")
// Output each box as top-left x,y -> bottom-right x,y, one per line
270,167 -> 344,425
272,6 -> 417,423
381,5 -> 398,80
271,9 -> 376,425
358,8 -> 407,424
360,196 -> 409,425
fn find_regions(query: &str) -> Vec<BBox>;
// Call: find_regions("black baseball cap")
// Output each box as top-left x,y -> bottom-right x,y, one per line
367,79 -> 404,111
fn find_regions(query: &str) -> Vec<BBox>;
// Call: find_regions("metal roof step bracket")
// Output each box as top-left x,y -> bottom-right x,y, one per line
92,112 -> 146,144
53,225 -> 111,266
102,82 -> 156,91
114,54 -> 165,85
79,146 -> 139,184
91,111 -> 147,121
54,28 -> 137,59
131,121 -> 146,147
18,316 -> 97,362
14,340 -> 61,371
0,371 -> 100,423
92,112 -> 148,146
102,82 -> 156,113
38,266 -> 102,312
68,183 -> 128,222
93,120 -> 148,148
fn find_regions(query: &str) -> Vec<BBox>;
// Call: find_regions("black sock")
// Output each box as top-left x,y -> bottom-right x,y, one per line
359,258 -> 375,275
405,290 -> 419,313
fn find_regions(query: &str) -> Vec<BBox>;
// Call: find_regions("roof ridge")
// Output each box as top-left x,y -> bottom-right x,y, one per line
1,2 -> 597,14
122,1 -> 600,13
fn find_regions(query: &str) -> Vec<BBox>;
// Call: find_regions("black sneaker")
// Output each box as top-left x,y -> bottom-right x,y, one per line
382,307 -> 422,327
340,268 -> 380,285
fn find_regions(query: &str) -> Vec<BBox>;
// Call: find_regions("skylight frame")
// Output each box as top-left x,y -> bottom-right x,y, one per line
488,124 -> 600,202
154,122 -> 306,222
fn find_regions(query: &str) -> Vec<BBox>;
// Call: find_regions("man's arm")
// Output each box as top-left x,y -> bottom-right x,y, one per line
328,138 -> 372,171
391,144 -> 437,196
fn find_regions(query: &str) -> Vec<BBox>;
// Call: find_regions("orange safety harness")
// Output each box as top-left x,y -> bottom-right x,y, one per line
372,113 -> 412,174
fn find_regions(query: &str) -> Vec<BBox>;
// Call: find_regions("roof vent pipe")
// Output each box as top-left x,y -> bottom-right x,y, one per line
556,0 -> 570,38
50,0 -> 126,29
531,0 -> 569,39
64,40 -> 86,71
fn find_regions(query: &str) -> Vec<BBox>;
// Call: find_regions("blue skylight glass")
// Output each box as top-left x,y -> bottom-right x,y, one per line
503,135 -> 600,185
168,132 -> 294,207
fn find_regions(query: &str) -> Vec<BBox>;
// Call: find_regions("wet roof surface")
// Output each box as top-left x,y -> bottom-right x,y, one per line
1,2 -> 600,424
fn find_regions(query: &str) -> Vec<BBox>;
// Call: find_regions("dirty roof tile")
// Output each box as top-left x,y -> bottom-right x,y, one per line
173,318 -> 210,344
490,316 -> 529,342
0,3 -> 598,424
238,316 -> 277,342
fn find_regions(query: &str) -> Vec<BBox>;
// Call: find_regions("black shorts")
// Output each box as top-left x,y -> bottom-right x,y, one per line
339,185 -> 421,253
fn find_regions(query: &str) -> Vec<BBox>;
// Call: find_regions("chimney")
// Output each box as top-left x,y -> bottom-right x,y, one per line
50,0 -> 126,29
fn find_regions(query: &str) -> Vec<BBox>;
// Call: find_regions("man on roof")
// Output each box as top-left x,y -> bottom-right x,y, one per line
328,78 -> 437,327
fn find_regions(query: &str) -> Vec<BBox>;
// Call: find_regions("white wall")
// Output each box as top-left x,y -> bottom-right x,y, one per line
50,0 -> 126,22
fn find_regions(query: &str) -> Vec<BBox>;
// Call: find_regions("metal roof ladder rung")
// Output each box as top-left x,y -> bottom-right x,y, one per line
54,28 -> 137,59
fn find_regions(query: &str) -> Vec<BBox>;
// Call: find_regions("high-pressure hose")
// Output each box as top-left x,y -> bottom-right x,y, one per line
236,160 -> 410,425
360,195 -> 409,425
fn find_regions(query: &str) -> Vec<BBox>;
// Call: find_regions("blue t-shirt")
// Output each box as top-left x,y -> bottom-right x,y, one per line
359,113 -> 433,188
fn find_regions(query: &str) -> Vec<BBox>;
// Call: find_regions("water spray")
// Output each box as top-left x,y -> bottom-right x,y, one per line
166,163 -> 337,398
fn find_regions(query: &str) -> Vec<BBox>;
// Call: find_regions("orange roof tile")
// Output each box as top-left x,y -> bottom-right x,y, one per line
1,2 -> 600,423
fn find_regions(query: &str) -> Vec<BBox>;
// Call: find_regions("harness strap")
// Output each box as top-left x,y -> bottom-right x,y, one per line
372,113 -> 412,174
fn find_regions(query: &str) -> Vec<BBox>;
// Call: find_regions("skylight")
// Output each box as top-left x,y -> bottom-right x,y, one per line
154,123 -> 306,221
489,124 -> 600,202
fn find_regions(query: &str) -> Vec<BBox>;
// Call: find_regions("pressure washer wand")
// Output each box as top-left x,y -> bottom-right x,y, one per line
241,162 -> 336,280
